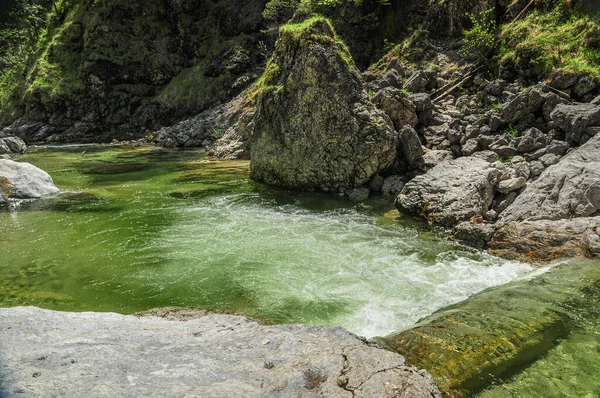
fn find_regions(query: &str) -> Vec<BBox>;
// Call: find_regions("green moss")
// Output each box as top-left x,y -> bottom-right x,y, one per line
245,15 -> 353,107
498,2 -> 600,82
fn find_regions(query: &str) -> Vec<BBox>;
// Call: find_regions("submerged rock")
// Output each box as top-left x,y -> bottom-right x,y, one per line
0,159 -> 59,200
396,157 -> 500,227
374,262 -> 600,397
0,307 -> 441,398
249,17 -> 399,193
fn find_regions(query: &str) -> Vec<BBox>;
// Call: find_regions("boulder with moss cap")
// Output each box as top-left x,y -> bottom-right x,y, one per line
249,16 -> 400,193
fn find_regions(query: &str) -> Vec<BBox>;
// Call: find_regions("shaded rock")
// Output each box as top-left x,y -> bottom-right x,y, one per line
501,88 -> 545,124
547,71 -> 579,90
405,70 -> 435,93
409,93 -> 433,113
546,140 -> 570,156
573,76 -> 597,98
516,127 -> 548,153
423,124 -> 449,148
501,134 -> 600,222
0,160 -> 60,199
0,140 -> 10,155
399,126 -> 425,170
373,69 -> 403,91
372,87 -> 418,129
495,191 -> 517,214
381,175 -> 404,198
490,217 -> 600,262
250,18 -> 398,192
0,307 -> 442,398
550,103 -> 600,144
529,160 -> 545,178
542,92 -> 569,122
396,157 -> 500,227
539,153 -> 561,167
489,135 -> 517,157
347,186 -> 370,201
452,222 -> 496,249
369,175 -> 384,192
484,80 -> 507,97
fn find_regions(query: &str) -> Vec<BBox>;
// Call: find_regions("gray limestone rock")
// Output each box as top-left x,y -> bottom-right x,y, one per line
471,150 -> 498,163
0,306 -> 442,398
461,138 -> 480,156
501,88 -> 545,124
399,126 -> 425,170
516,127 -> 548,153
500,133 -> 600,222
497,177 -> 526,194
422,149 -> 453,170
408,93 -> 433,113
396,157 -> 501,227
0,159 -> 60,199
550,103 -> 600,144
453,222 -> 496,249
373,88 -> 418,130
0,137 -> 27,154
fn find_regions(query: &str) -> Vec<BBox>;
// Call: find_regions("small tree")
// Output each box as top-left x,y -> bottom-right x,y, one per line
459,8 -> 498,63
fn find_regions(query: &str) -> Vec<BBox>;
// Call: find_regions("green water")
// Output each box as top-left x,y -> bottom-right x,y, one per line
0,145 -> 530,338
476,261 -> 600,398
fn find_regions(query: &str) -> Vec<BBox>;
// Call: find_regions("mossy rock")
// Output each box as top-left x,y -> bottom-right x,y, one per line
249,16 -> 399,193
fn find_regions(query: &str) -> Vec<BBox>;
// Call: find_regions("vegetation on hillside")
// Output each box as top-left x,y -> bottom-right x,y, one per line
498,0 -> 600,81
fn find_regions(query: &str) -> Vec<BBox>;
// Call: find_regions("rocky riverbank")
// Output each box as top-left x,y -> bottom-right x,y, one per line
0,306 -> 441,398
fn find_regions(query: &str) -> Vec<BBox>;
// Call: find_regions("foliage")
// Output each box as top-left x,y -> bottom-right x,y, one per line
263,0 -> 301,24
498,0 -> 600,82
459,8 -> 498,62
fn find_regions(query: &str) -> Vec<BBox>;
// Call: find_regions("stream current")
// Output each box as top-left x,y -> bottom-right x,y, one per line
0,145 -> 530,338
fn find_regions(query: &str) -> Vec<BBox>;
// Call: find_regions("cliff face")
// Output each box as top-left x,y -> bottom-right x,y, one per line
1,0 -> 267,142
1,0 -> 516,144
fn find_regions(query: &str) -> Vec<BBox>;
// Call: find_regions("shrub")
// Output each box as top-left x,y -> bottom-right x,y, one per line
459,8 -> 498,62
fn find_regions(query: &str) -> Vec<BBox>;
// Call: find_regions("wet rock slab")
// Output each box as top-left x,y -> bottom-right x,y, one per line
0,307 -> 441,398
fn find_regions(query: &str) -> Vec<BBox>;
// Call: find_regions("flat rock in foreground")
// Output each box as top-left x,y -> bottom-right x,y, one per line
0,307 -> 441,398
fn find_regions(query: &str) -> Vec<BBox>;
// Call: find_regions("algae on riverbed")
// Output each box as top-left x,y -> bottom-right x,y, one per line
374,261 -> 600,398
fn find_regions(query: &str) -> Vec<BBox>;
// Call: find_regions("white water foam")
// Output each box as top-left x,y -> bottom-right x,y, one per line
143,192 -> 532,338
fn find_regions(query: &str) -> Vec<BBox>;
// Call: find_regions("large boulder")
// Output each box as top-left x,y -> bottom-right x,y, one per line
550,103 -> 600,145
500,133 -> 600,222
249,17 -> 399,193
395,157 -> 500,227
0,306 -> 442,397
0,159 -> 60,200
